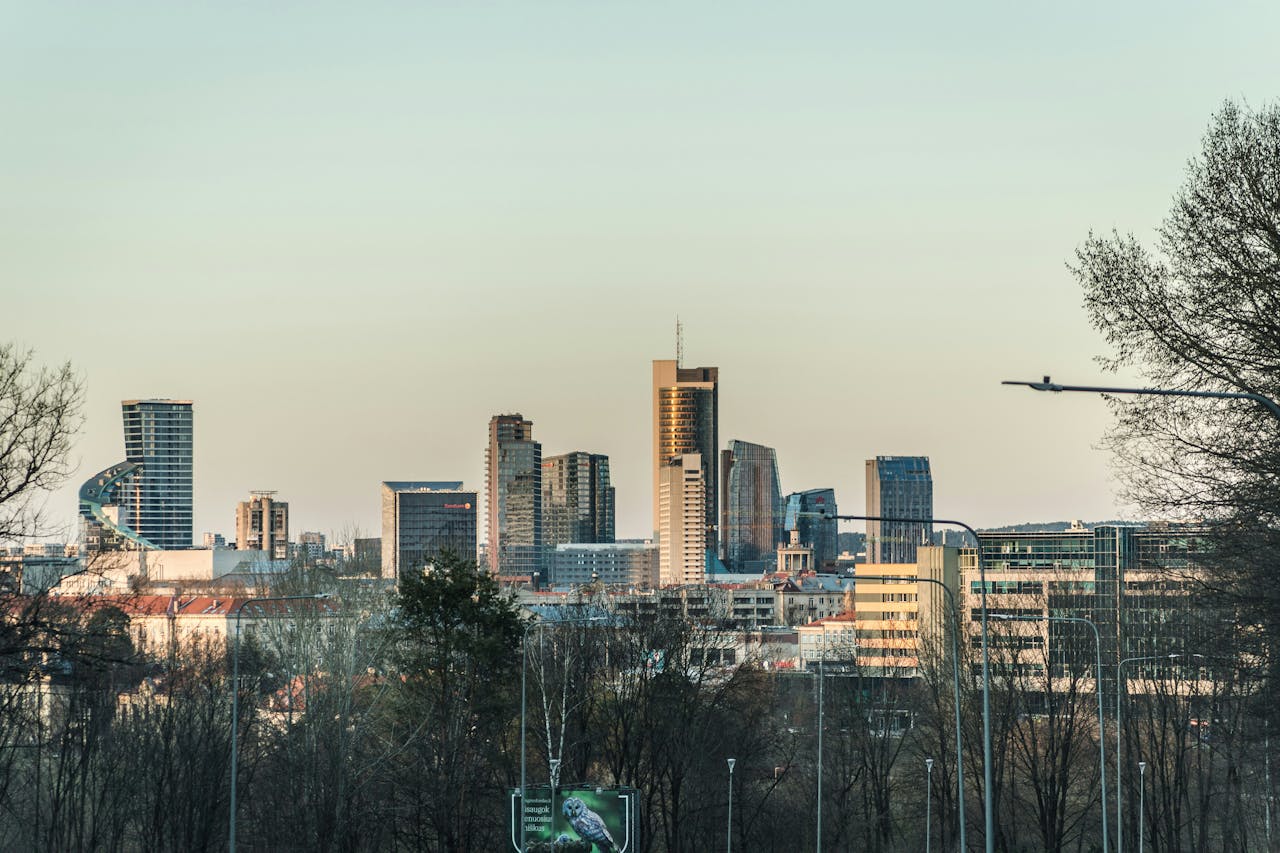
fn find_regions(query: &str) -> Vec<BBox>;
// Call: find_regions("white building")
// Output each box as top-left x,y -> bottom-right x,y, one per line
658,453 -> 706,586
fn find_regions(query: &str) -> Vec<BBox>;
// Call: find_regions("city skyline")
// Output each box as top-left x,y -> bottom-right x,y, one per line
9,4 -> 1274,545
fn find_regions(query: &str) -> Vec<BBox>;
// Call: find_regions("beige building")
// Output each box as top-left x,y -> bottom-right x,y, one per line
236,491 -> 289,559
657,453 -> 706,585
853,545 -> 958,676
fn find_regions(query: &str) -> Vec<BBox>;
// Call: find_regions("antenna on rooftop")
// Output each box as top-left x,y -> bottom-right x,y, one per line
676,317 -> 684,367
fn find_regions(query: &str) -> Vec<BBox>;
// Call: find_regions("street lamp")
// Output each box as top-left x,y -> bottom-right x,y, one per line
1137,761 -> 1147,853
1116,653 -> 1202,853
828,512 -> 987,853
858,574 -> 966,852
1001,376 -> 1280,421
925,757 -> 935,853
229,593 -> 332,853
726,758 -> 736,853
992,613 -> 1108,853
520,614 -> 606,853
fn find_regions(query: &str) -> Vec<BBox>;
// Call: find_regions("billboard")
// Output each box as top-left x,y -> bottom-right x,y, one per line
510,786 -> 638,852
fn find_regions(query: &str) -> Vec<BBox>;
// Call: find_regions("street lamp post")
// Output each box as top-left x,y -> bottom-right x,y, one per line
829,512 -> 987,853
925,757 -> 935,853
1001,377 -> 1280,422
858,574 -> 966,852
726,758 -> 736,853
1137,761 -> 1147,853
520,614 -> 605,853
229,593 -> 331,853
1116,653 -> 1200,853
992,613 -> 1108,853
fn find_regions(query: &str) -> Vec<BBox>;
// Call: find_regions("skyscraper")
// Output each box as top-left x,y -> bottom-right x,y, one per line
658,453 -> 706,585
486,414 -> 542,579
542,452 -> 615,549
783,488 -> 839,569
652,359 -> 718,545
721,440 -> 783,572
380,481 -> 477,580
121,399 -> 193,550
866,456 -> 933,564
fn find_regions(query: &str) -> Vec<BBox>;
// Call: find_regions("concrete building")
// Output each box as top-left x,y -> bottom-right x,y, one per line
297,531 -> 327,562
542,452 -> 615,549
235,491 -> 289,559
652,359 -> 718,545
381,482 -> 477,581
485,414 -> 542,579
203,532 -> 227,549
866,456 -> 933,564
657,453 -> 707,586
122,399 -> 194,550
783,488 -> 839,569
720,440 -> 783,573
551,542 -> 656,587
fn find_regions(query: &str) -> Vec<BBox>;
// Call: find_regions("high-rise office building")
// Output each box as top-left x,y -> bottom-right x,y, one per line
652,360 -> 718,545
381,481 -> 477,581
783,489 -> 839,569
486,414 -> 542,579
235,491 -> 289,559
121,399 -> 193,550
866,456 -> 933,564
721,440 -> 783,573
542,452 -> 615,549
658,453 -> 706,585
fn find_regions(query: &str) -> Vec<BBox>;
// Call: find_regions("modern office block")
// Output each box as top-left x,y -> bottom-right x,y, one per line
121,399 -> 194,550
380,482 -> 477,581
652,360 -> 718,544
543,452 -> 615,549
866,456 -> 933,564
783,488 -> 839,569
721,440 -> 783,572
964,522 -> 1208,693
657,453 -> 706,586
485,415 -> 542,579
235,491 -> 289,559
551,542 -> 657,587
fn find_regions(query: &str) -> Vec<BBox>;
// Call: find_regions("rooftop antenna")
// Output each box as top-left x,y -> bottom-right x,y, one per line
676,317 -> 684,368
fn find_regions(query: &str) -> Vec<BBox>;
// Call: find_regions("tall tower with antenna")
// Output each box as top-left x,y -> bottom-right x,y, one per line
652,327 -> 719,564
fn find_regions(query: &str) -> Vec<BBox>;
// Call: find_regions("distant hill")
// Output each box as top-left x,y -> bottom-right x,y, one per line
980,520 -> 1138,533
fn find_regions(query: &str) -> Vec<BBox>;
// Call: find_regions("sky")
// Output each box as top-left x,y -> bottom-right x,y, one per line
5,2 -> 1279,545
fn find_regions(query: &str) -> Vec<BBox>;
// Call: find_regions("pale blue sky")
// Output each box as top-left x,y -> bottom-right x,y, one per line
5,2 -> 1278,543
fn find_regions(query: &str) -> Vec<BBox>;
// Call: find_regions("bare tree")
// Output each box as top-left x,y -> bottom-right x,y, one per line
0,344 -> 82,547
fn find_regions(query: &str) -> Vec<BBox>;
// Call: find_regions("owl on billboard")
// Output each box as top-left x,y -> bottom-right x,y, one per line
562,796 -> 618,851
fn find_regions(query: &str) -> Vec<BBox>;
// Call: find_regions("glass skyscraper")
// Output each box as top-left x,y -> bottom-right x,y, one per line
783,488 -> 839,569
486,414 -> 542,579
652,360 -> 718,545
542,452 -> 615,550
865,456 -> 933,564
721,440 -> 783,573
121,399 -> 193,550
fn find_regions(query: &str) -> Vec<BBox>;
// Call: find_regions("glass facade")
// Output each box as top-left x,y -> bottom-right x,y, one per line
122,400 -> 193,550
783,488 -> 839,568
486,415 -> 542,578
721,440 -> 783,572
542,452 -> 615,554
972,524 -> 1206,687
653,361 -> 718,545
380,481 -> 477,580
866,456 -> 933,564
